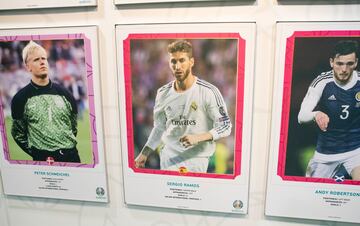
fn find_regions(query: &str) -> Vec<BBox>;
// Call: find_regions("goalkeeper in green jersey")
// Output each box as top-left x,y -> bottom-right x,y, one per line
10,41 -> 80,163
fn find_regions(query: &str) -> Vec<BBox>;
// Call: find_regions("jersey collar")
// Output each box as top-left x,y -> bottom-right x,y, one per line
333,70 -> 358,90
30,79 -> 52,90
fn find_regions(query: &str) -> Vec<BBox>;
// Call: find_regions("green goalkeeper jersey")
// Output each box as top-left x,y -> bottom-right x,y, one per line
11,80 -> 78,153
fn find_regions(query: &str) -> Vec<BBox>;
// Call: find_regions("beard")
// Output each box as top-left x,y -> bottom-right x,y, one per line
175,68 -> 190,83
334,71 -> 352,85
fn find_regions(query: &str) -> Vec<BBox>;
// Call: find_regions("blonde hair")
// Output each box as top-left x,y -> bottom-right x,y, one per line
22,41 -> 46,64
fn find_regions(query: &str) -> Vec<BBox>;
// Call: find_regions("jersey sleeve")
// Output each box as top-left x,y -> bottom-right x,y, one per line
298,83 -> 323,124
144,90 -> 167,151
11,119 -> 30,153
56,83 -> 78,136
11,94 -> 30,154
70,112 -> 78,137
57,84 -> 78,114
206,87 -> 232,141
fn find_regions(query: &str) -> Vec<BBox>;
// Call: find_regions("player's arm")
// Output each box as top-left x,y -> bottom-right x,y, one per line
134,91 -> 166,168
180,87 -> 232,148
70,113 -> 78,136
11,96 -> 32,156
62,85 -> 78,136
11,119 -> 30,154
298,85 -> 329,131
134,118 -> 165,168
207,87 -> 232,141
179,132 -> 213,148
134,146 -> 153,168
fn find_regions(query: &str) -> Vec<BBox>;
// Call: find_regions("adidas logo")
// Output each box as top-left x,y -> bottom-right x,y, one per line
328,95 -> 336,100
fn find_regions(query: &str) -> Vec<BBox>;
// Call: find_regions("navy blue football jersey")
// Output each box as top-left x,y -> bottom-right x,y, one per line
312,71 -> 360,154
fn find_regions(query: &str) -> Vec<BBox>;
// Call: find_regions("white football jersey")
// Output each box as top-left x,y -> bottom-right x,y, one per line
145,77 -> 231,158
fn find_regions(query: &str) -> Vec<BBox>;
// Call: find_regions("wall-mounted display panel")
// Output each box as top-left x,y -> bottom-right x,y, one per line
0,0 -> 96,10
0,26 -> 108,202
266,22 -> 360,223
116,22 -> 255,214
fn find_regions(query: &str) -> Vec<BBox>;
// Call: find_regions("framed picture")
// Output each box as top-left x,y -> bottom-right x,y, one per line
0,26 -> 108,202
0,0 -> 96,10
114,0 -> 230,4
266,22 -> 360,223
116,22 -> 255,213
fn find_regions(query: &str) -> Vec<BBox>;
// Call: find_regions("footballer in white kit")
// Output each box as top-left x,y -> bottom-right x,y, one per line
135,40 -> 232,173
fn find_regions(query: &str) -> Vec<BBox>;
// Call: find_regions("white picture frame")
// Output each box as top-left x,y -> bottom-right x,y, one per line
0,0 -> 96,10
114,0 -> 229,4
266,21 -> 360,223
116,22 -> 255,213
0,25 -> 108,202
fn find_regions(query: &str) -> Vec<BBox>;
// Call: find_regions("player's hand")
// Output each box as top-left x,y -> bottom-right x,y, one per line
134,153 -> 147,168
134,146 -> 153,168
179,134 -> 200,148
314,111 -> 329,132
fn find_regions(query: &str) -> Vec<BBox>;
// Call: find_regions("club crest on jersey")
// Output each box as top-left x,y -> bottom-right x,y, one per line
191,101 -> 197,111
355,92 -> 360,101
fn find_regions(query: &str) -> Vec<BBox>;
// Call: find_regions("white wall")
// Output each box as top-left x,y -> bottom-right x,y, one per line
0,0 -> 359,225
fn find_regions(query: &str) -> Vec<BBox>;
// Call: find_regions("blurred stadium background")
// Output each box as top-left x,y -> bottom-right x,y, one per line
130,38 -> 239,174
0,39 -> 93,164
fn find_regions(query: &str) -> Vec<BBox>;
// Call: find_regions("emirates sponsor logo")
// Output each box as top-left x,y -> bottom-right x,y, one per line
171,115 -> 196,126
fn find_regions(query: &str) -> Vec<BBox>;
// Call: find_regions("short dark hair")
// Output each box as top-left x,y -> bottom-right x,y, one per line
331,40 -> 359,59
167,40 -> 193,58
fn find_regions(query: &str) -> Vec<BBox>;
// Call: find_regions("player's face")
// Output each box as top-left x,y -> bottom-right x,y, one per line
330,52 -> 358,85
169,51 -> 194,82
25,47 -> 49,80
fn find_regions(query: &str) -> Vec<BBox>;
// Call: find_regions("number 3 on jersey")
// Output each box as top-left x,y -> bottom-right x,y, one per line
340,105 -> 350,120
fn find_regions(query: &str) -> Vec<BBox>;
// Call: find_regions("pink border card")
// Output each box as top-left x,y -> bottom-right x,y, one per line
0,34 -> 99,168
123,33 -> 246,179
278,30 -> 360,185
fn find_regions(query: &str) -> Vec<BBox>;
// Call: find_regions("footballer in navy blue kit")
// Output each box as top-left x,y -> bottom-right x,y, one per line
134,40 -> 232,173
298,40 -> 360,180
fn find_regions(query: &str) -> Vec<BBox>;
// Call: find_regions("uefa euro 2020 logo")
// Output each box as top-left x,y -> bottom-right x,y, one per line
232,200 -> 243,209
96,187 -> 105,196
